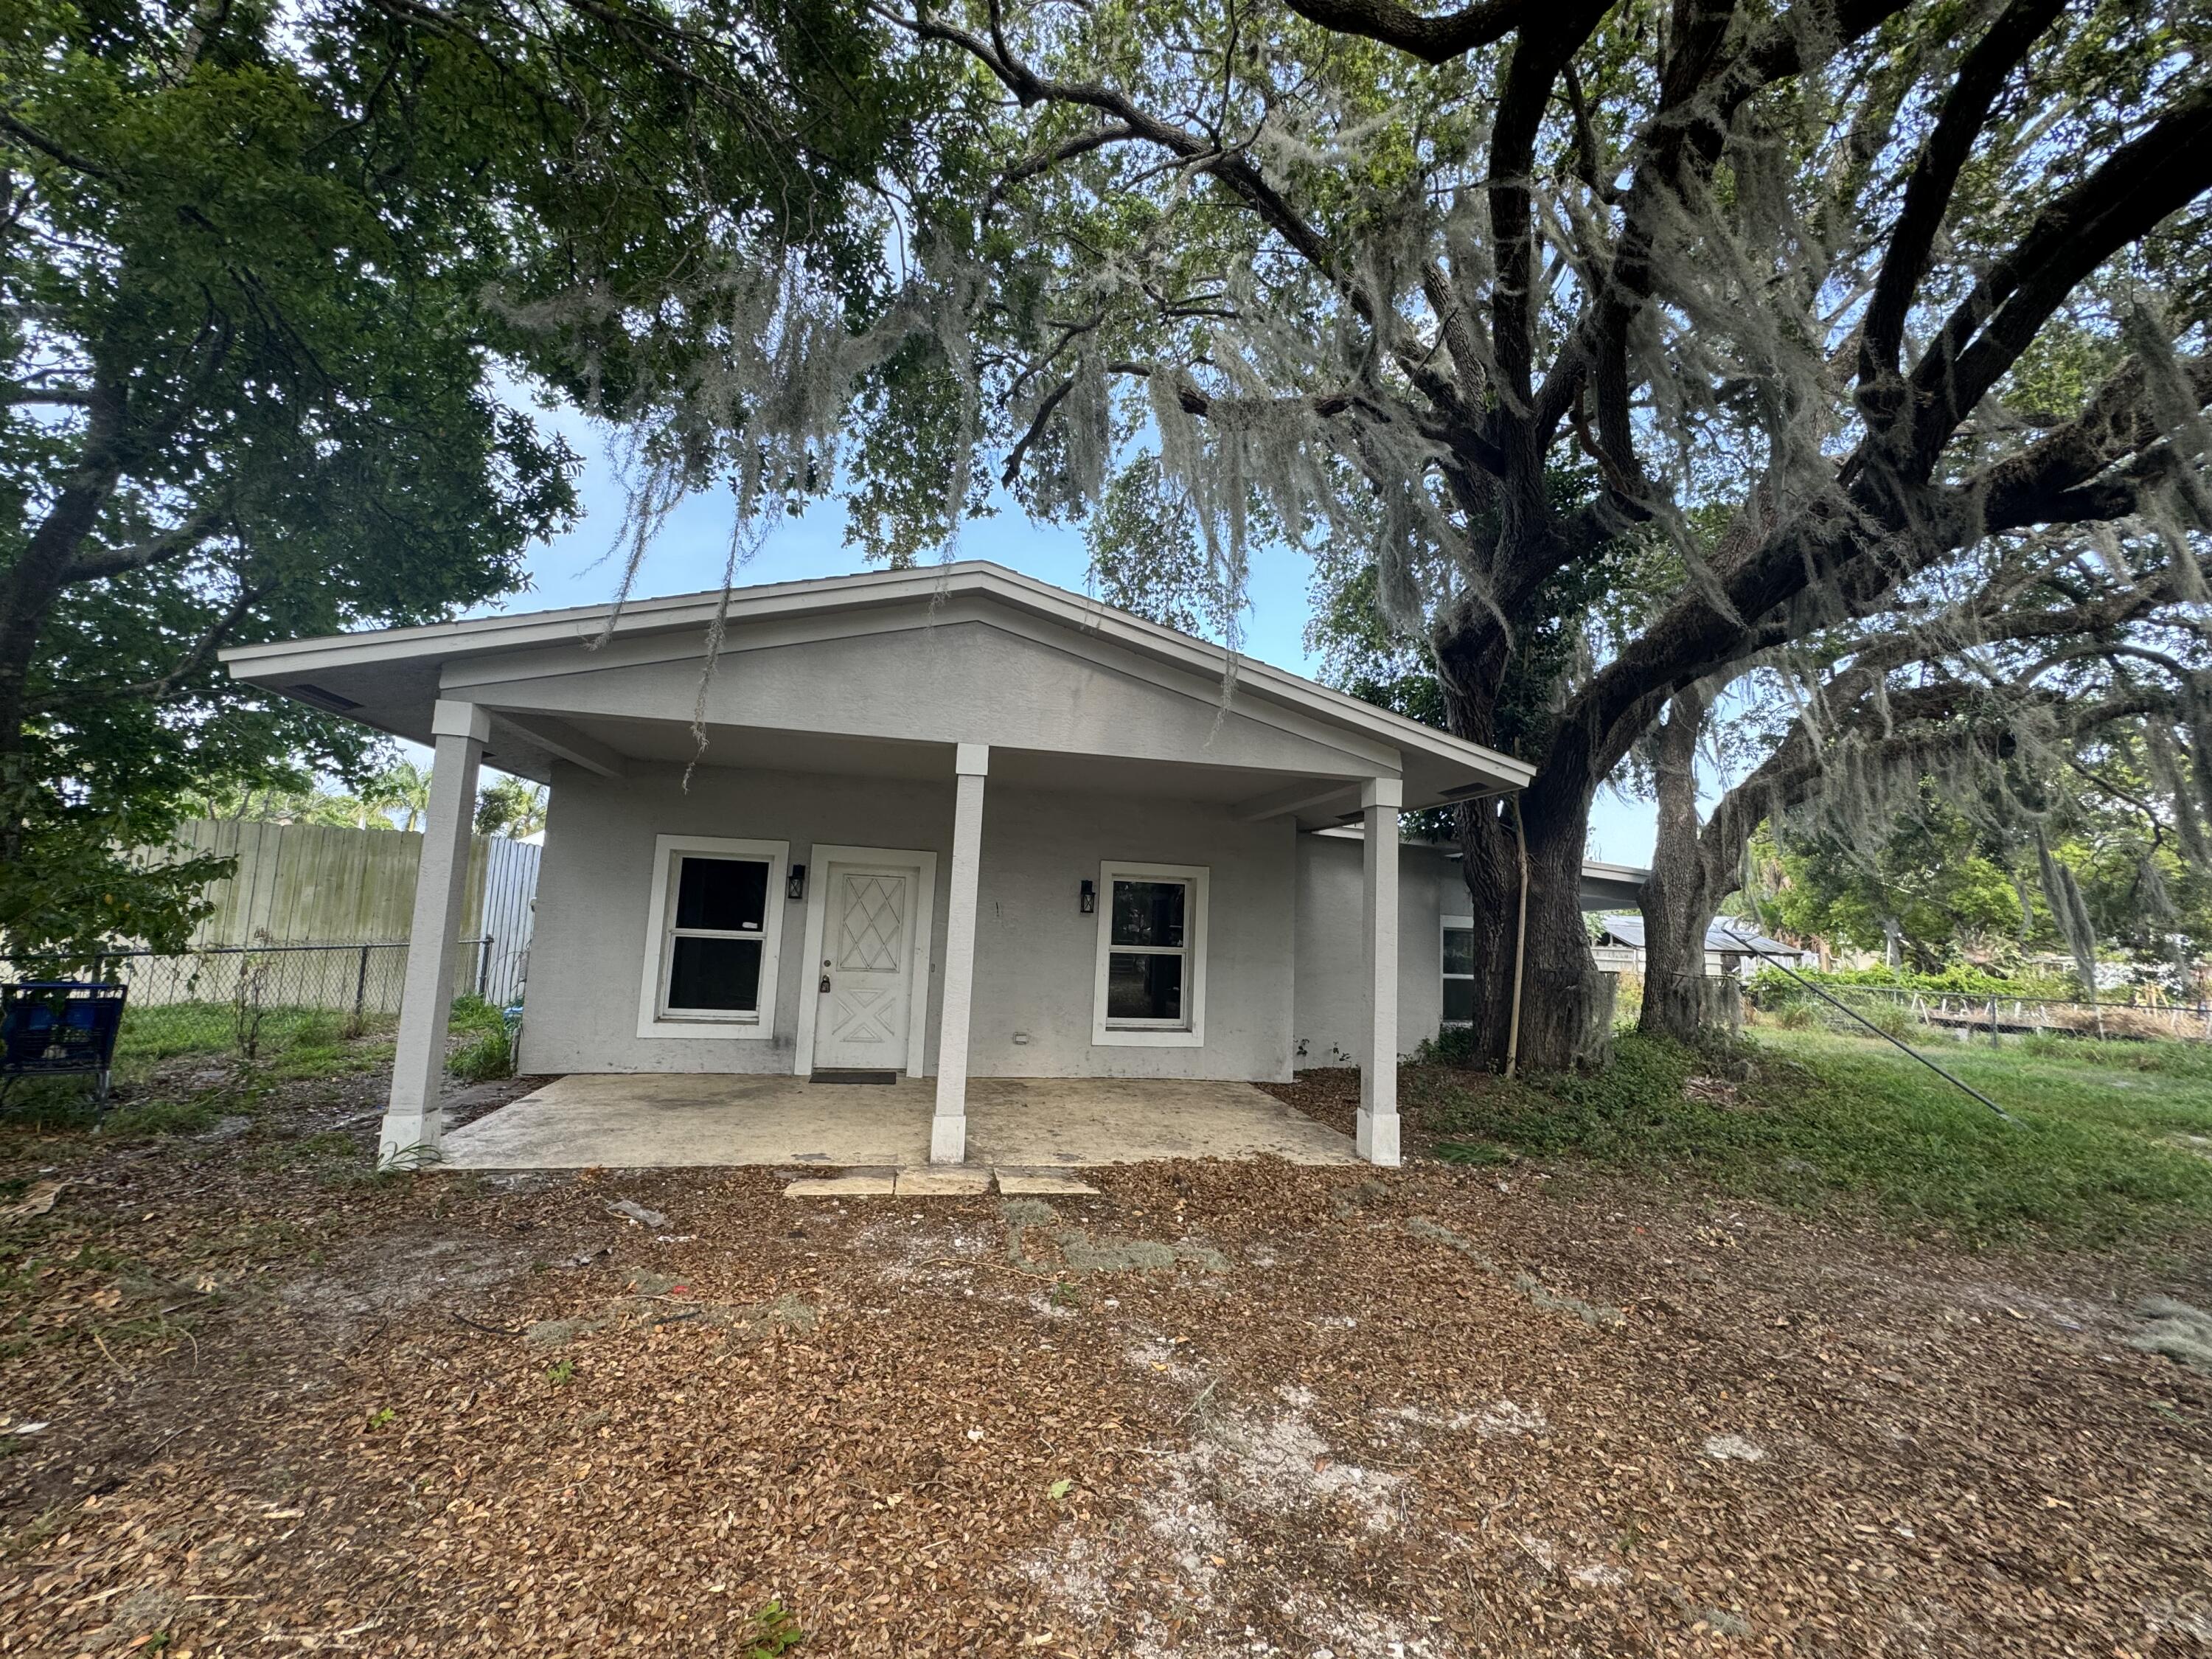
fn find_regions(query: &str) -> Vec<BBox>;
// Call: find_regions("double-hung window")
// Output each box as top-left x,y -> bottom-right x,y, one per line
1441,914 -> 1475,1024
1092,862 -> 1208,1047
637,835 -> 787,1039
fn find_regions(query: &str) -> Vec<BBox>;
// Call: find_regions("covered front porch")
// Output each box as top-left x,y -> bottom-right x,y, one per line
220,563 -> 1535,1174
437,1074 -> 1356,1170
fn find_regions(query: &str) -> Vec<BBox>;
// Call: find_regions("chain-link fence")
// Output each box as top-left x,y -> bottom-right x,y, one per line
1748,980 -> 2212,1045
1,938 -> 501,1071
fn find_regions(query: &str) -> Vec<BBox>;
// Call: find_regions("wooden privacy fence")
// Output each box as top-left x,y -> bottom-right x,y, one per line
141,820 -> 540,1005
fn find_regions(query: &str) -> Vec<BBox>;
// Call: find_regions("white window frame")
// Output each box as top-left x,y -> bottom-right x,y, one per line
1091,860 -> 1208,1048
636,835 -> 789,1040
1441,913 -> 1475,1027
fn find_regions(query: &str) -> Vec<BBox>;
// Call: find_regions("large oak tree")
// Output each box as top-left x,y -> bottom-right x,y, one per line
846,0 -> 2212,1068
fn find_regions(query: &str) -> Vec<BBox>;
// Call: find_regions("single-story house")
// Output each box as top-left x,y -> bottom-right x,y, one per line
221,563 -> 1640,1170
1591,914 -> 1812,975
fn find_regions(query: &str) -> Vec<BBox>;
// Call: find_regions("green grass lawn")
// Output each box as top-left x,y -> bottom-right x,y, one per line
1,995 -> 504,1137
1409,1027 -> 2212,1251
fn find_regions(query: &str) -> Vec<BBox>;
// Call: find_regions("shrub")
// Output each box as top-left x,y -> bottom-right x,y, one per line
1412,1025 -> 1485,1068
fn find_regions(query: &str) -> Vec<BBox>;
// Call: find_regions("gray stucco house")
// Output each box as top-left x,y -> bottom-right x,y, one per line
223,563 -> 1621,1170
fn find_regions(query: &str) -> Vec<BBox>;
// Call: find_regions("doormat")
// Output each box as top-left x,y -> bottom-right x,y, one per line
810,1069 -> 900,1085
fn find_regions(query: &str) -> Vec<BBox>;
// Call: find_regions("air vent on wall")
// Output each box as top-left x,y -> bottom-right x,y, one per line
288,682 -> 361,713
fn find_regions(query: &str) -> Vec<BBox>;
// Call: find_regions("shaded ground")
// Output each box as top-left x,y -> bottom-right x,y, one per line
3,1041 -> 2210,1656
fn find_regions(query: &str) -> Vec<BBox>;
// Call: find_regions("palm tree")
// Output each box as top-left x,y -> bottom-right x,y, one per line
362,762 -> 431,832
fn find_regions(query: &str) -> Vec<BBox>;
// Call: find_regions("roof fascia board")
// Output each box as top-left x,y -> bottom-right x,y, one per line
437,598 -> 970,689
967,567 -> 1532,787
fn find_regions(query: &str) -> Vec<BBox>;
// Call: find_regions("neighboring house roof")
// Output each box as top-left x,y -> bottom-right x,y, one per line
1595,914 -> 1806,959
1575,858 -> 1649,913
220,561 -> 1531,812
1310,826 -> 1650,911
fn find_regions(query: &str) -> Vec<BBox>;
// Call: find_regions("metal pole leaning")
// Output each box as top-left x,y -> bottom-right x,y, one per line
1716,928 -> 2015,1124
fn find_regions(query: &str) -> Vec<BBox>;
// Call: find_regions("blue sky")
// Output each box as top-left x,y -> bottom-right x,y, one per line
453,397 -> 1660,863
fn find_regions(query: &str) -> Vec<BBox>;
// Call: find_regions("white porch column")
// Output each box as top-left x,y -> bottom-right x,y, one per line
932,742 -> 989,1163
1357,776 -> 1402,1166
378,700 -> 487,1166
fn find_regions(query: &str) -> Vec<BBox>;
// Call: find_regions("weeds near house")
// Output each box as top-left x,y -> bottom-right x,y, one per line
742,1601 -> 803,1657
445,997 -> 513,1084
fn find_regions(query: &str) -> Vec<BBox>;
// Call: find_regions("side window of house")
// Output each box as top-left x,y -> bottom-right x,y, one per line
1093,863 -> 1208,1045
1441,921 -> 1475,1023
662,855 -> 770,1018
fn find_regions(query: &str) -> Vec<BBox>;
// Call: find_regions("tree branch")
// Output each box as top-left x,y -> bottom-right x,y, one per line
1902,77 -> 2212,476
1856,0 -> 2065,387
60,504 -> 231,584
1284,0 -> 1534,63
0,111 -> 115,181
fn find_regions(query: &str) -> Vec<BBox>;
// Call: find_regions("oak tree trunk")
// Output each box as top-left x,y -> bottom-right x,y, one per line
1638,692 -> 1724,1043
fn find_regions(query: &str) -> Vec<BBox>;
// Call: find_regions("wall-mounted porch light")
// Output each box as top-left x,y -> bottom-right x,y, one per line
1079,878 -> 1096,914
787,864 -> 807,902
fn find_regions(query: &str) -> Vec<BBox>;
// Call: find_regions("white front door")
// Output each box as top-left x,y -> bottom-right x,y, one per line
816,863 -> 917,1071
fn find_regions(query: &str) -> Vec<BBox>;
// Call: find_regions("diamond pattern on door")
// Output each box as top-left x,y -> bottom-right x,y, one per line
838,874 -> 906,973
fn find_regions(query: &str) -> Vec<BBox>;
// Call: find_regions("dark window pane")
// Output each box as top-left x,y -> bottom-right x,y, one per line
1441,928 -> 1475,976
676,858 -> 768,932
1110,880 -> 1186,947
667,936 -> 762,1012
1107,952 -> 1183,1022
1441,977 -> 1475,1023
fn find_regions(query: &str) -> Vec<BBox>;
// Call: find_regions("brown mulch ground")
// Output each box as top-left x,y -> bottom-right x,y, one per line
3,1057 -> 2210,1657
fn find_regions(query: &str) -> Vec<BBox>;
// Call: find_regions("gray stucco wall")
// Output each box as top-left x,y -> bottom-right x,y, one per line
520,759 -> 1298,1082
1293,837 -> 1468,1065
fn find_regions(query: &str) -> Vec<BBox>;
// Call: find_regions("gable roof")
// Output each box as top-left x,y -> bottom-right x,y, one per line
220,561 -> 1532,801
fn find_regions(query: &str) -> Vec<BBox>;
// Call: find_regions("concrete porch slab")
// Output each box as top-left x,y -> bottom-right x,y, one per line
894,1167 -> 993,1196
437,1073 -> 1354,1171
785,1173 -> 897,1198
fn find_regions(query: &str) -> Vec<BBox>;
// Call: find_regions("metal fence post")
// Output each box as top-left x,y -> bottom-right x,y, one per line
352,944 -> 370,1031
1989,993 -> 1999,1048
477,935 -> 492,1001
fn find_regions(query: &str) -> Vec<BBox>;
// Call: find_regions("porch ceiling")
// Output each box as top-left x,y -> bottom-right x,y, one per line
437,1074 -> 1356,1170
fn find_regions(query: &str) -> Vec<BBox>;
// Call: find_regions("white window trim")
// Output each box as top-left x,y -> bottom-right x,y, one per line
1441,913 -> 1475,1026
1091,860 -> 1208,1048
790,844 -> 939,1079
636,835 -> 789,1040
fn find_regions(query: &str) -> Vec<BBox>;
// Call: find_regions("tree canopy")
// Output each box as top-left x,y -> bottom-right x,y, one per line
1,0 -> 929,962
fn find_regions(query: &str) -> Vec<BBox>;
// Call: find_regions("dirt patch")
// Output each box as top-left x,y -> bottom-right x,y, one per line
3,1074 -> 2211,1655
1005,1197 -> 1232,1277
